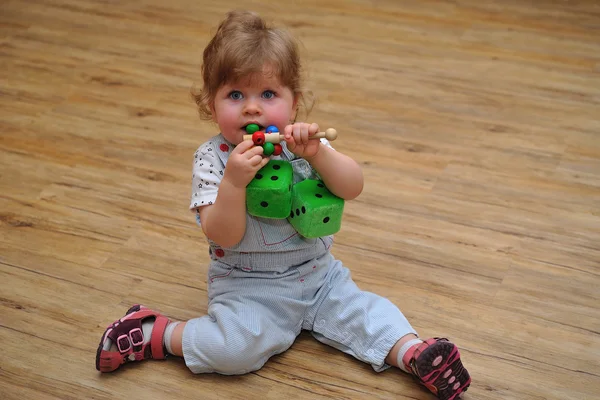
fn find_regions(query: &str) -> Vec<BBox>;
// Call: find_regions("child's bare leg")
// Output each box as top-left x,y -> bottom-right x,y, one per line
385,333 -> 420,368
167,321 -> 186,357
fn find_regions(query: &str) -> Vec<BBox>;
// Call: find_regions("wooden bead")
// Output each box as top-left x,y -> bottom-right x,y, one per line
263,142 -> 275,156
273,143 -> 282,156
252,131 -> 265,145
245,124 -> 260,134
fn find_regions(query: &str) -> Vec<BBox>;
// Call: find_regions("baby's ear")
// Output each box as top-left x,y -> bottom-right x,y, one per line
209,103 -> 218,123
291,94 -> 300,120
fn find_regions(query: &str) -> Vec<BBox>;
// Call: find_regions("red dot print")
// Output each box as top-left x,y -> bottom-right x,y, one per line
215,249 -> 225,257
219,144 -> 230,152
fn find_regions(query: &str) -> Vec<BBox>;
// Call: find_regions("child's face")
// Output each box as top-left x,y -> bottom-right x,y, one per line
211,70 -> 297,145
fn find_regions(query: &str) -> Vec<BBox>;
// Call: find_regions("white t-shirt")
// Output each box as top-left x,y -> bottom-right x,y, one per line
189,137 -> 333,212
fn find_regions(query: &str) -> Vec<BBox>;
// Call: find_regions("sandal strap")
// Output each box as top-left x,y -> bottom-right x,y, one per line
404,337 -> 449,374
104,308 -> 170,359
106,319 -> 142,349
150,315 -> 170,360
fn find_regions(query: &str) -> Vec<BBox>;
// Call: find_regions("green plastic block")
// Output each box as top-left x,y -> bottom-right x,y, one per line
288,179 -> 344,238
246,160 -> 293,218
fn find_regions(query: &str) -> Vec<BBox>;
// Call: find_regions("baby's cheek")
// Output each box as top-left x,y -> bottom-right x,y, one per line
270,105 -> 293,126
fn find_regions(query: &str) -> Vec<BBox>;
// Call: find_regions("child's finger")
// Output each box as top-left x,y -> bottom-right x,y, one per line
232,139 -> 255,155
297,123 -> 310,144
249,154 -> 264,166
284,135 -> 296,150
284,124 -> 294,139
244,144 -> 265,158
303,124 -> 311,144
308,123 -> 320,137
258,156 -> 270,169
292,123 -> 304,144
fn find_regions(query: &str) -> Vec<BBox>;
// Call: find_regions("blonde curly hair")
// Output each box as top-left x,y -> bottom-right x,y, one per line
192,10 -> 313,122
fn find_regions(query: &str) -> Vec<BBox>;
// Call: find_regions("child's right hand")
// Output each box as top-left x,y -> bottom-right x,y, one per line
222,140 -> 269,189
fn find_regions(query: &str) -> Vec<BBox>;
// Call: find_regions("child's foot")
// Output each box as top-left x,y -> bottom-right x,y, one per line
403,338 -> 471,400
96,305 -> 171,372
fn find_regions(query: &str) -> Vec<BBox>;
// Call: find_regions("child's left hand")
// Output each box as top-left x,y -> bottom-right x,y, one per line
283,122 -> 321,159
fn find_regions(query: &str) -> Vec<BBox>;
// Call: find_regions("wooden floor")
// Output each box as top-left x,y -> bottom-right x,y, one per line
1,0 -> 599,399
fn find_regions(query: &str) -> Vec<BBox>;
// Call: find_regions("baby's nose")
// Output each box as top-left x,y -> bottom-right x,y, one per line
243,99 -> 262,115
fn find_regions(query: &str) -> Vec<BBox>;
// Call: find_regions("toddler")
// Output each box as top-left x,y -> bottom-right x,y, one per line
96,10 -> 471,400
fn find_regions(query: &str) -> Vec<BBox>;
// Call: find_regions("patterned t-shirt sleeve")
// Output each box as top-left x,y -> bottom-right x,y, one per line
190,142 -> 224,211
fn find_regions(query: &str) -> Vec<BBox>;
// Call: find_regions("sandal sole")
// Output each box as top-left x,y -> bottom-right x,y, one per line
414,340 -> 471,400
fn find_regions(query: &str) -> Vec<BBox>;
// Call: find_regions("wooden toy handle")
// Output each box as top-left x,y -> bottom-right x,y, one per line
243,128 -> 338,144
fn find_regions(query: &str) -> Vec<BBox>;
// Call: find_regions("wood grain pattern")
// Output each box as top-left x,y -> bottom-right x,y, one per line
1,0 -> 599,399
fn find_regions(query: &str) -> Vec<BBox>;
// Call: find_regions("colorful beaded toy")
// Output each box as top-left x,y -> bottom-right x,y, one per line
244,124 -> 283,156
243,124 -> 338,155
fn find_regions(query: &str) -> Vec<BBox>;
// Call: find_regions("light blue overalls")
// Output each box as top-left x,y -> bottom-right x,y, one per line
183,134 -> 417,375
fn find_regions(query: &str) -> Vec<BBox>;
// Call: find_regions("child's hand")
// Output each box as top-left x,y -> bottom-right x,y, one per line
284,122 -> 321,159
222,140 -> 269,189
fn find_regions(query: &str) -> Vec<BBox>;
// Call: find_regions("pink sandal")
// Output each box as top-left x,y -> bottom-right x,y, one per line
96,305 -> 171,372
403,338 -> 471,400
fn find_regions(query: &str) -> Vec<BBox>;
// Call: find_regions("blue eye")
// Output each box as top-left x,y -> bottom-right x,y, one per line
262,90 -> 275,99
229,91 -> 243,100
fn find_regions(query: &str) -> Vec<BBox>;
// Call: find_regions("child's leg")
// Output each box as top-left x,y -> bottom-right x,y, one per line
96,301 -> 298,375
304,258 -> 418,372
181,299 -> 300,375
165,321 -> 186,357
97,259 -> 312,374
385,333 -> 421,367
306,258 -> 470,400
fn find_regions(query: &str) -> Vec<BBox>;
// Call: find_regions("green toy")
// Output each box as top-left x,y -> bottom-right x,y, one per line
287,179 -> 344,238
244,123 -> 345,236
246,160 -> 293,218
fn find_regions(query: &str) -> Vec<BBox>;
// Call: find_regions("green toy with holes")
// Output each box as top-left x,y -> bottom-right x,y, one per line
244,123 -> 345,237
246,160 -> 293,219
287,179 -> 344,238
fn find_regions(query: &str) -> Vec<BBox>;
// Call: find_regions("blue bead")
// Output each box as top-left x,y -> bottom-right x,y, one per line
265,125 -> 279,133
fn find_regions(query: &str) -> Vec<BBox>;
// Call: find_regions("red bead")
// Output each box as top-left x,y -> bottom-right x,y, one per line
252,131 -> 265,145
273,144 -> 283,156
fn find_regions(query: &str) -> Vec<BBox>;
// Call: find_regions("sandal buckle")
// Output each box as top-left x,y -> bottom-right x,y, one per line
117,334 -> 131,354
129,328 -> 144,347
